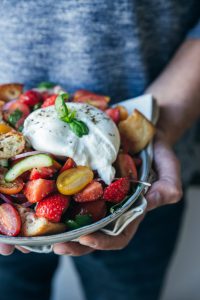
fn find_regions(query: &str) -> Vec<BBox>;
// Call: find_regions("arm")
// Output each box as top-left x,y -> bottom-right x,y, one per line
147,39 -> 200,145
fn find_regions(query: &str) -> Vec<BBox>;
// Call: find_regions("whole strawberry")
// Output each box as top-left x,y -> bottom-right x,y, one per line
36,193 -> 70,222
103,177 -> 130,203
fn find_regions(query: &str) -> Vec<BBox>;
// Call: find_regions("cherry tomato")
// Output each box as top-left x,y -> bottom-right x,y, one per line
0,123 -> 12,134
19,90 -> 42,106
0,203 -> 21,236
57,166 -> 94,195
4,101 -> 30,129
41,94 -> 58,108
59,158 -> 75,174
0,168 -> 24,195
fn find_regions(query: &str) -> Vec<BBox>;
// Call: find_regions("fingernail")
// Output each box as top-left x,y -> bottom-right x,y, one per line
54,250 -> 72,255
79,238 -> 96,248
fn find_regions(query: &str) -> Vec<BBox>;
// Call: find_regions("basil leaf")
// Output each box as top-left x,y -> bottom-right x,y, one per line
69,120 -> 83,137
37,81 -> 56,89
65,214 -> 92,230
65,220 -> 80,230
55,93 -> 69,119
33,103 -> 42,111
75,214 -> 92,226
77,120 -> 89,135
8,109 -> 23,127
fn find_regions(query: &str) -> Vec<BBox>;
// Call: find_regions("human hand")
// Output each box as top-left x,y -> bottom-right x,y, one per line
0,244 -> 29,255
146,130 -> 183,210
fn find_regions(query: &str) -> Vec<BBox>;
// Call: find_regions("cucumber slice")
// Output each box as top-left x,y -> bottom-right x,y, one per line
5,154 -> 53,182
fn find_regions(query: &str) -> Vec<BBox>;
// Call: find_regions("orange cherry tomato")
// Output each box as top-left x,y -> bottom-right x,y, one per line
0,169 -> 24,195
115,105 -> 128,121
57,166 -> 94,195
0,123 -> 12,134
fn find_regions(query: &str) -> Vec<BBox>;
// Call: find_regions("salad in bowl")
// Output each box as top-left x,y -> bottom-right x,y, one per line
0,83 -> 155,238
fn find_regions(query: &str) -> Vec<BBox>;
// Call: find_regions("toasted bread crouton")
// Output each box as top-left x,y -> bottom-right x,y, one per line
0,131 -> 25,159
118,109 -> 156,153
0,83 -> 23,101
16,205 -> 66,237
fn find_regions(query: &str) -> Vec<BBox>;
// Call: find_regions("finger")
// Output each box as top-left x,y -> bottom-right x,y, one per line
0,243 -> 15,256
53,241 -> 94,256
15,246 -> 30,254
147,137 -> 183,210
79,214 -> 144,250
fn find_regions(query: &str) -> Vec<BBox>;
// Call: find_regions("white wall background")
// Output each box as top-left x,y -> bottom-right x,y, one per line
51,187 -> 200,300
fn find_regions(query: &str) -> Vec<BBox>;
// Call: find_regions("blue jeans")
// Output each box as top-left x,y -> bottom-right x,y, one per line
0,200 -> 184,300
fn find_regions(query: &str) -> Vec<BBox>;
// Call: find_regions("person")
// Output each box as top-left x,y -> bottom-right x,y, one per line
0,1 -> 200,300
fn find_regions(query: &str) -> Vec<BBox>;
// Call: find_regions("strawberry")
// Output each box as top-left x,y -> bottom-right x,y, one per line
36,193 -> 70,222
24,179 -> 56,203
105,108 -> 120,124
60,158 -> 75,174
19,90 -> 42,107
30,166 -> 58,180
41,94 -> 58,108
115,153 -> 138,180
74,180 -> 103,202
103,177 -> 130,203
71,200 -> 107,222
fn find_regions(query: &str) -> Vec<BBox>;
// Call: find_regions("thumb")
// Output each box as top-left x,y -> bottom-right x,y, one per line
0,243 -> 14,255
146,135 -> 183,210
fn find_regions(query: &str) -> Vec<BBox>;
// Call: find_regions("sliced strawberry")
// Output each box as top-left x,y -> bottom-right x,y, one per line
23,179 -> 56,203
0,203 -> 21,236
30,166 -> 58,180
105,108 -> 120,124
103,177 -> 130,203
41,94 -> 58,108
3,101 -> 30,129
60,158 -> 76,174
73,90 -> 110,111
115,153 -> 138,180
71,200 -> 107,222
36,193 -> 70,222
19,90 -> 42,106
74,180 -> 103,202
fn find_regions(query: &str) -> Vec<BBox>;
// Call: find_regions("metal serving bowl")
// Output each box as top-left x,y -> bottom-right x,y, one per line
0,148 -> 150,248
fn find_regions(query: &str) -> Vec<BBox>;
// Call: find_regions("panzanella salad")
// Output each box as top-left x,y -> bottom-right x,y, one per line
0,82 -> 155,237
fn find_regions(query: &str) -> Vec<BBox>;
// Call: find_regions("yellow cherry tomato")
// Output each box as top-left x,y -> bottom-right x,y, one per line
0,123 -> 12,134
56,166 -> 94,195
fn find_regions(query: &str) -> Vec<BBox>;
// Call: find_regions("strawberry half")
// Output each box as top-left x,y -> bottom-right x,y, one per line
74,180 -> 103,202
24,179 -> 56,203
41,94 -> 58,108
103,177 -> 130,203
36,193 -> 70,222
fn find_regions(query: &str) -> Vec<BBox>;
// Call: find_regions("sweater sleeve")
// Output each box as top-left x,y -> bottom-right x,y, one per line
187,19 -> 200,39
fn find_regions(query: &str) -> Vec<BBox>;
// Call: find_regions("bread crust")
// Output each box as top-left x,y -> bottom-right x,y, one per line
0,131 -> 25,159
118,109 -> 156,153
16,205 -> 66,237
0,83 -> 23,101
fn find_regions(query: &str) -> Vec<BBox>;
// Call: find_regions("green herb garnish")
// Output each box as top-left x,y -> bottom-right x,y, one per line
65,214 -> 92,230
55,93 -> 89,138
8,109 -> 23,127
37,81 -> 56,89
33,103 -> 42,111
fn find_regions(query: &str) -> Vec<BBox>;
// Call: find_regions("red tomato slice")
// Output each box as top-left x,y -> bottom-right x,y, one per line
4,101 -> 30,128
60,158 -> 76,174
0,170 -> 24,195
0,203 -> 21,236
19,90 -> 42,106
115,153 -> 138,180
